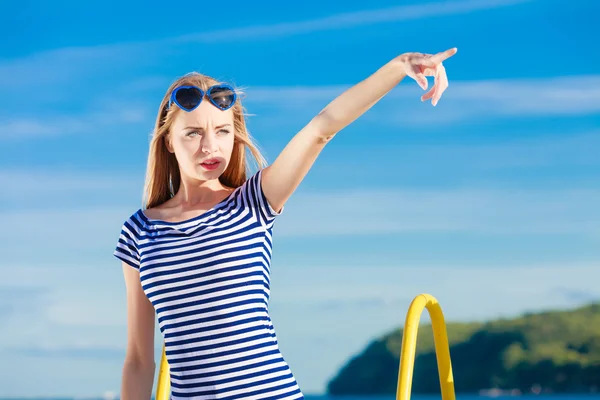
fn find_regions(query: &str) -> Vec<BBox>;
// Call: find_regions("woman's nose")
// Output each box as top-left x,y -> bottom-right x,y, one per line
201,132 -> 219,154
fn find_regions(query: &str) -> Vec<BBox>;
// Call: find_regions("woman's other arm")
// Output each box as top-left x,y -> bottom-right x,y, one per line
120,263 -> 156,400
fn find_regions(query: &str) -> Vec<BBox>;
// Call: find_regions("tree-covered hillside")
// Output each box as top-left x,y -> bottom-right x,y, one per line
327,303 -> 600,395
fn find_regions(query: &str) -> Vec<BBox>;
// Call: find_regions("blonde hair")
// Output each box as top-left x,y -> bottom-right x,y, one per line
143,72 -> 267,209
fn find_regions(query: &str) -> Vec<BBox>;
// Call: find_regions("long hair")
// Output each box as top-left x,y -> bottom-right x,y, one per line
142,72 -> 266,210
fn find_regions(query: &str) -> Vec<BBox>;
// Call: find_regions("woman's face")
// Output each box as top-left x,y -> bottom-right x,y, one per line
167,100 -> 236,182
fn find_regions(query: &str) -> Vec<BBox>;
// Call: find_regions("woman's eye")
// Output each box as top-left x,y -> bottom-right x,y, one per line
186,130 -> 229,137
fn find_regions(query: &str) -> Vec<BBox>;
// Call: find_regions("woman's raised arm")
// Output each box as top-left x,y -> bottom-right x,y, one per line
261,47 -> 458,212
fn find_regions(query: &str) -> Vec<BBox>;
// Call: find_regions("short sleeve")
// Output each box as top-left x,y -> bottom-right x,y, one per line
242,168 -> 283,227
113,216 -> 141,270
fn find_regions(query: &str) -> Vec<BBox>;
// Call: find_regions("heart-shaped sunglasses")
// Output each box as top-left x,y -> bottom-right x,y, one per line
167,84 -> 237,112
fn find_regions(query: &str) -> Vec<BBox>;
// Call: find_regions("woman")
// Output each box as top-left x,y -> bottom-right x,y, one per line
114,47 -> 457,400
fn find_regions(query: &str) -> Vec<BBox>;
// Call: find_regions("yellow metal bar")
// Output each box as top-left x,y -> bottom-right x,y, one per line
156,344 -> 170,400
396,294 -> 455,400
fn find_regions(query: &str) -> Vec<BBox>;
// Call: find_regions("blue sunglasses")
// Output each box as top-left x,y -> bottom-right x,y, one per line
167,84 -> 237,112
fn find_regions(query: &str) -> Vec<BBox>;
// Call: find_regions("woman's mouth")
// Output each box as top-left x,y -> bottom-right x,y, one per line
200,159 -> 221,170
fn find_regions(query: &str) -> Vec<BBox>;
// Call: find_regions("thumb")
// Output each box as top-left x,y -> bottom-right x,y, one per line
410,64 -> 428,90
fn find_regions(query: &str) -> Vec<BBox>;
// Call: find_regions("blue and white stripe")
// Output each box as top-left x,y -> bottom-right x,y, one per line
114,169 -> 304,400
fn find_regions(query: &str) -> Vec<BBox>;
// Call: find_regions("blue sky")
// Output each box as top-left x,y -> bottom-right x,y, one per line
1,0 -> 600,397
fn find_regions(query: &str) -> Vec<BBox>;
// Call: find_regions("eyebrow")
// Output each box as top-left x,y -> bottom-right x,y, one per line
183,124 -> 232,130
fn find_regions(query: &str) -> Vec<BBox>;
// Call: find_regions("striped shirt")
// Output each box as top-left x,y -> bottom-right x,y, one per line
114,169 -> 304,400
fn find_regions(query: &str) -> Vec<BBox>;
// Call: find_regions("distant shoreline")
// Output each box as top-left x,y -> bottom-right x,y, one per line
5,394 -> 600,400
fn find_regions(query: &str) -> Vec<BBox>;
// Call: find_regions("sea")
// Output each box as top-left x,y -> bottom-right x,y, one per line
329,396 -> 597,399
2,395 -> 599,400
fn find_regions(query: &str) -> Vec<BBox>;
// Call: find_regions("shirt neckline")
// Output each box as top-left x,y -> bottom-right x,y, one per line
137,190 -> 237,226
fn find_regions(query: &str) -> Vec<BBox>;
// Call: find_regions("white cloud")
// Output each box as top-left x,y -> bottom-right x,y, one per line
272,263 -> 600,318
0,169 -> 138,192
395,74 -> 600,123
0,168 -> 145,208
0,119 -> 75,138
0,354 -> 124,398
440,75 -> 600,115
0,101 -> 151,139
0,264 -> 128,344
0,43 -> 141,90
0,207 -> 136,256
176,0 -> 530,42
392,130 -> 600,169
275,185 -> 600,238
0,262 -> 166,398
244,74 -> 600,124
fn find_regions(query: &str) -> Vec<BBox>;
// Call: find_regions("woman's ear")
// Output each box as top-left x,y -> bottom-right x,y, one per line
164,135 -> 174,153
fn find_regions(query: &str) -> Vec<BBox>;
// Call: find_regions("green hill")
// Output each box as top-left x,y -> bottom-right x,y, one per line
327,303 -> 600,395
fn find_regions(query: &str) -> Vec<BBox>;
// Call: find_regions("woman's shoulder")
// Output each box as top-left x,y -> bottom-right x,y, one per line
141,200 -> 175,221
117,208 -> 146,232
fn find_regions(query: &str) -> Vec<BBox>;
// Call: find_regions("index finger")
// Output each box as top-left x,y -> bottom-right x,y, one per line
430,47 -> 458,64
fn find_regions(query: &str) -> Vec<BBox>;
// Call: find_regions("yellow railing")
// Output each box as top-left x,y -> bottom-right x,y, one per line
396,293 -> 456,400
154,293 -> 455,400
156,345 -> 170,400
